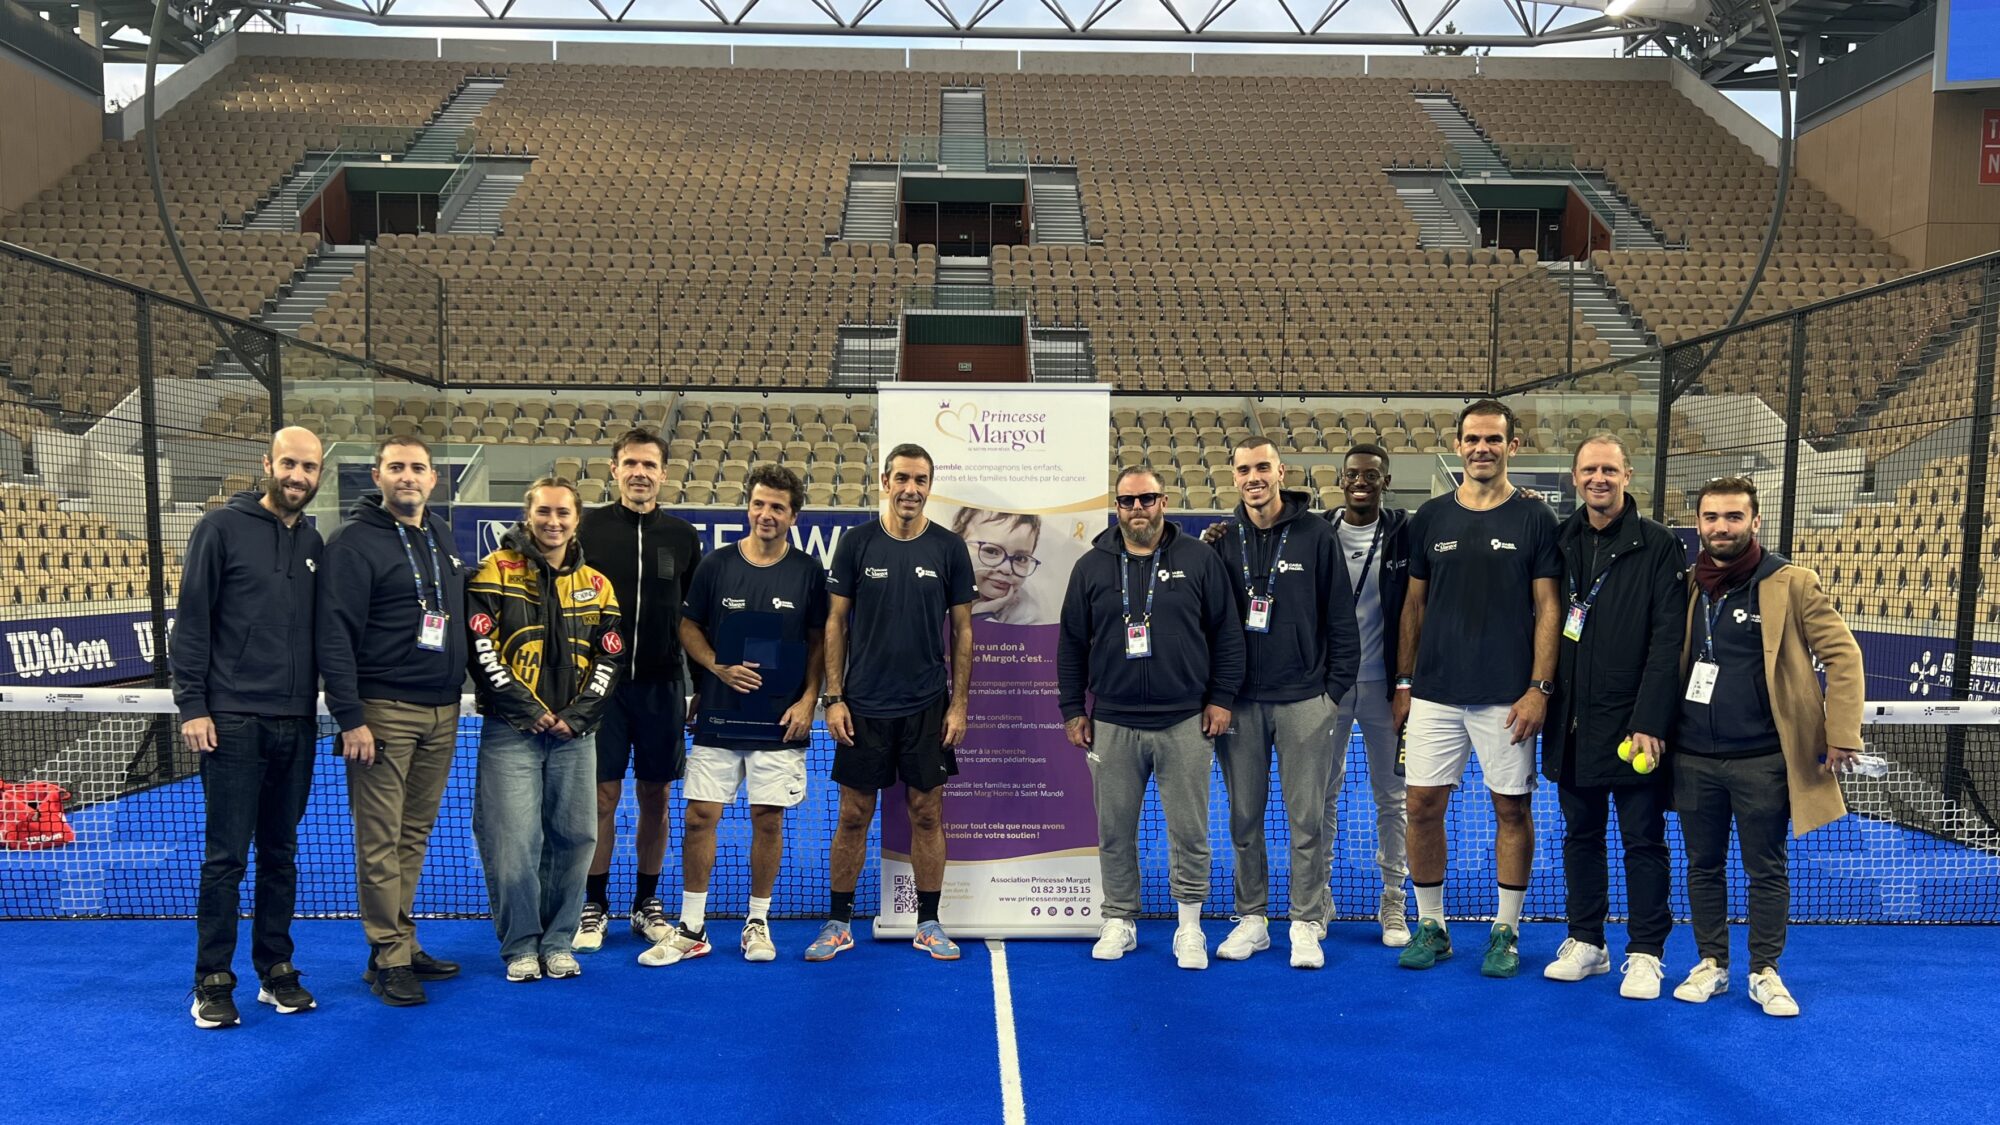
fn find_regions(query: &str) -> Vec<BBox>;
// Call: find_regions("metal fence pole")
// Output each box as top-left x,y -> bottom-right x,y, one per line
136,293 -> 174,783
1778,312 -> 1807,556
1565,265 -> 1575,379
1488,285 -> 1501,393
1946,261 -> 2000,800
267,331 -> 285,429
436,271 -> 447,384
363,242 -> 373,363
1650,343 -> 1676,524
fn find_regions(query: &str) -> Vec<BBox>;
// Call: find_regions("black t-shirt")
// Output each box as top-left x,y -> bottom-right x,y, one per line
826,519 -> 977,718
1407,491 -> 1561,706
682,543 -> 830,751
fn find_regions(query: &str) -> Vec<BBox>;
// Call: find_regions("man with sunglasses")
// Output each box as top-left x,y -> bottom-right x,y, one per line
1060,468 -> 1243,969
1206,437 -> 1358,969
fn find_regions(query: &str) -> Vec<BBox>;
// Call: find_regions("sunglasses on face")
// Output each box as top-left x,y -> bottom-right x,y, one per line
1116,493 -> 1166,510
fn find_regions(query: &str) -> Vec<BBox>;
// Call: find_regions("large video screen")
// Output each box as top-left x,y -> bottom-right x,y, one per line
1938,0 -> 2000,89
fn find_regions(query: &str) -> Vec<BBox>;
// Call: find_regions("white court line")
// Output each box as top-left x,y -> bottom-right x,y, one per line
986,939 -> 1027,1125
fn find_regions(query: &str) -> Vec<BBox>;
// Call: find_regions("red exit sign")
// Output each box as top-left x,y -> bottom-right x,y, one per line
1985,109 -> 2000,186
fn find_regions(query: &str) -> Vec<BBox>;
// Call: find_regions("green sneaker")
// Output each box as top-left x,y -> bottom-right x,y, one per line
1397,919 -> 1453,970
1481,924 -> 1521,978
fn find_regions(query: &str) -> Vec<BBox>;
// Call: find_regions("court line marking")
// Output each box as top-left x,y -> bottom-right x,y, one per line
987,939 -> 1027,1125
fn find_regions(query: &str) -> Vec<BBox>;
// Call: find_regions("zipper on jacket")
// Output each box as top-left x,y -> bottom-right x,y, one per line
632,518 -> 645,672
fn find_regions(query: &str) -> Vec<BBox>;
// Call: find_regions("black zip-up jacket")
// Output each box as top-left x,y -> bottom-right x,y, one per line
1209,490 -> 1358,704
171,491 -> 323,720
466,524 -> 625,736
316,491 -> 469,732
575,502 -> 699,688
1677,549 -> 1790,759
1320,504 -> 1412,702
1541,500 -> 1688,787
1058,521 -> 1245,730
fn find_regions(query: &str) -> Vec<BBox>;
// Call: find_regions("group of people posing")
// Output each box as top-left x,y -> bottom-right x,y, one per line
172,397 -> 1863,1029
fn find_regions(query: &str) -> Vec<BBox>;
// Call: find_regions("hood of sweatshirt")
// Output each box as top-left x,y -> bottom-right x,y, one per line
1232,489 -> 1315,530
223,489 -> 311,577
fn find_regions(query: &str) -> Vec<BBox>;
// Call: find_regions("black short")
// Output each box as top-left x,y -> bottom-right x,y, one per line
595,680 -> 687,784
833,695 -> 956,793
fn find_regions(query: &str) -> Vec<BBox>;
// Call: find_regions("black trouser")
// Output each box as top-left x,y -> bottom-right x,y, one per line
1673,751 -> 1790,972
1558,778 -> 1672,957
195,713 -> 316,981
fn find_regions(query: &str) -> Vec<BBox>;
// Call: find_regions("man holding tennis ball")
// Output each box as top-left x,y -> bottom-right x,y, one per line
1538,434 -> 1687,1000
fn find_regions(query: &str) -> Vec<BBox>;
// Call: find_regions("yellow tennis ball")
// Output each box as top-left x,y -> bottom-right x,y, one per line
1617,737 -> 1635,763
1631,749 -> 1657,775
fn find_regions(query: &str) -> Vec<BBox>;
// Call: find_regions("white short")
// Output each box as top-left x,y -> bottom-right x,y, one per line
1403,698 -> 1537,796
683,744 -> 808,808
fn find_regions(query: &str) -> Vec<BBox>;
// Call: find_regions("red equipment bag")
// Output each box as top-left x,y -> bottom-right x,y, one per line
0,780 -> 76,849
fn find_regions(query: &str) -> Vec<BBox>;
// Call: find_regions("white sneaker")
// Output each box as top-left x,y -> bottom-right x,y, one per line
1748,967 -> 1800,1017
1092,918 -> 1138,961
1620,953 -> 1665,1000
1379,889 -> 1411,948
1216,915 -> 1270,961
740,919 -> 777,963
542,951 -> 581,979
637,923 -> 712,967
1288,920 -> 1326,970
574,903 -> 608,953
1673,957 -> 1729,1003
1542,938 -> 1611,981
505,955 -> 542,983
1173,926 -> 1209,970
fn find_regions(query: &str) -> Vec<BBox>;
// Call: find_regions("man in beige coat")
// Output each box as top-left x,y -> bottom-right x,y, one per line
1670,476 -> 1863,1017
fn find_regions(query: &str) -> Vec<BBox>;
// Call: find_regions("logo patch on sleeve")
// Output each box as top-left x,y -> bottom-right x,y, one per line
600,630 -> 624,655
469,613 -> 495,636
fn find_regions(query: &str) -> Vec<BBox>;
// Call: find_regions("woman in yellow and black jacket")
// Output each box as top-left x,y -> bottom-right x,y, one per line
466,476 -> 626,983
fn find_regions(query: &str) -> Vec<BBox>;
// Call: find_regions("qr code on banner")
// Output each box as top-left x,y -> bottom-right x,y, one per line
893,874 -> 917,915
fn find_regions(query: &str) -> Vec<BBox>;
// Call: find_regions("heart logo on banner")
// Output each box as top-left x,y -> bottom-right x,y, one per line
934,401 -> 980,442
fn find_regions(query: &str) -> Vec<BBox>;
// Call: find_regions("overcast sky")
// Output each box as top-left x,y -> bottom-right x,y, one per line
102,0 -> 1789,136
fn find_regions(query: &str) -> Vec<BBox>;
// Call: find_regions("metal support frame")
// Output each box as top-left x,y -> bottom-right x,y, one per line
1777,311 -> 1805,556
1946,262 -> 2000,801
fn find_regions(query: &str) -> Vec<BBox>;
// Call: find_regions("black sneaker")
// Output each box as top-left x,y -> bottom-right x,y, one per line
257,963 -> 317,1014
410,949 -> 460,981
190,971 -> 241,1029
370,965 -> 428,1007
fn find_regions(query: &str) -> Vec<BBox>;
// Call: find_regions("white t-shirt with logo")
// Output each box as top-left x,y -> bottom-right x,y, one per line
1336,515 -> 1388,684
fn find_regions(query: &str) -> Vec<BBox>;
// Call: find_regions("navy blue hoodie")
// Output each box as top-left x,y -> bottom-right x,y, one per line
316,490 -> 469,732
1210,490 -> 1359,705
1321,504 -> 1412,702
1058,520 -> 1245,731
170,490 -> 323,720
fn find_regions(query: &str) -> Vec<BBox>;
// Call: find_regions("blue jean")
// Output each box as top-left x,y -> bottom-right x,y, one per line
196,713 -> 315,980
473,723 -> 599,961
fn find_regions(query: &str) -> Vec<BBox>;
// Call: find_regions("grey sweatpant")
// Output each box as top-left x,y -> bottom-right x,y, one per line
1329,681 -> 1410,892
1216,694 -> 1337,923
1089,715 -> 1212,920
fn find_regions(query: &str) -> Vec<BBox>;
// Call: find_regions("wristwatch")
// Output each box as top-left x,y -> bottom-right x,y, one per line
1531,680 -> 1555,696
820,694 -> 844,707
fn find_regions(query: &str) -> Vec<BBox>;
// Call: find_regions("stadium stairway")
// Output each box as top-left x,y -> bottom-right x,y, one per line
205,244 -> 364,379
832,325 -> 900,387
1030,170 -> 1088,245
1542,259 -> 1660,388
1415,93 -> 1510,177
443,169 -> 525,235
838,166 -> 898,242
238,152 -> 340,232
405,77 -> 507,162
1395,184 -> 1474,250
940,87 -> 989,172
1566,172 -> 1668,250
1832,305 -> 1991,451
1030,326 -> 1097,382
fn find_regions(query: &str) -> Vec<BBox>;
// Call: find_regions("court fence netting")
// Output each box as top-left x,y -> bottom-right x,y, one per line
1,236 -> 1999,922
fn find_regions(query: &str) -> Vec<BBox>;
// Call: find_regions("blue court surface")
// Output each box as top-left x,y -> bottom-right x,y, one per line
6,917 -> 1996,1123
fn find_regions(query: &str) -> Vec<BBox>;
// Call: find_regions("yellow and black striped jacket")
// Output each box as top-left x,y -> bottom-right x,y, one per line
466,525 -> 625,735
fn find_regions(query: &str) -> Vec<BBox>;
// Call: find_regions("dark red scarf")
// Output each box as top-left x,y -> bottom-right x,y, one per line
1695,540 -> 1764,599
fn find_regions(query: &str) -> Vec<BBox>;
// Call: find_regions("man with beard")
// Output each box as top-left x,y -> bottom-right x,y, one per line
176,427 -> 326,1028
1060,467 -> 1243,970
318,435 -> 469,1007
809,444 -> 976,962
1670,476 -> 1862,1017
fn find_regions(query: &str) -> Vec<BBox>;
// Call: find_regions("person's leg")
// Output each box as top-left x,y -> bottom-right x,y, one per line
828,785 -> 878,903
396,705 -> 459,961
1214,701 -> 1275,919
248,715 -> 315,977
681,800 -> 722,895
1673,753 -> 1736,968
1153,716 -> 1215,912
350,700 -> 417,967
1087,720 -> 1150,921
474,721 -> 546,963
749,806 -> 785,898
195,714 -> 264,980
744,748 -> 806,902
1557,782 -> 1610,950
634,780 -> 673,899
905,783 -> 947,894
1615,780 -> 1673,959
538,733 -> 599,956
587,683 -> 634,900
1325,687 -> 1358,878
1401,699 -> 1473,932
1353,685 -> 1409,893
1731,754 -> 1793,974
1272,695 -> 1337,924
632,684 -> 688,909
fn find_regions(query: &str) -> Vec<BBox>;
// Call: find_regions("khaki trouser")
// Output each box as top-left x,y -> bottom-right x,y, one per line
348,699 -> 459,968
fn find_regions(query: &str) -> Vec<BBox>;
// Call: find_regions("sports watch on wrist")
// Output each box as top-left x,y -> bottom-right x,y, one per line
820,694 -> 844,707
1531,680 -> 1555,696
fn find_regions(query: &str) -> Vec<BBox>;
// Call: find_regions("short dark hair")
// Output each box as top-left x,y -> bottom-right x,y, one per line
1232,435 -> 1280,458
1697,475 -> 1760,516
952,506 -> 1042,542
1456,399 -> 1518,441
1344,442 -> 1391,467
1571,432 -> 1632,470
611,428 -> 668,464
745,463 -> 806,513
883,442 -> 934,476
375,434 -> 433,467
1115,465 -> 1161,491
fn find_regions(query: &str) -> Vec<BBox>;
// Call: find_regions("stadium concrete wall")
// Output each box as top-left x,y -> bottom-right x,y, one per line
1191,54 -> 1365,77
0,45 -> 104,222
553,43 -> 730,66
1668,57 -> 1781,166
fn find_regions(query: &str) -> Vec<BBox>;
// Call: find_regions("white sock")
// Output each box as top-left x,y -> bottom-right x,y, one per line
1415,882 -> 1446,929
1176,901 -> 1202,930
1496,885 -> 1526,932
746,895 -> 771,923
681,890 -> 708,934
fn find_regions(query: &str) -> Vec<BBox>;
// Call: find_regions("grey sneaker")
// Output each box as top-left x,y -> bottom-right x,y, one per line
1379,889 -> 1411,948
505,955 -> 542,983
575,902 -> 609,953
543,951 -> 582,979
630,897 -> 672,944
